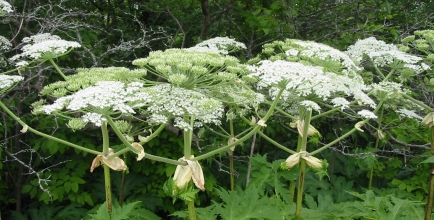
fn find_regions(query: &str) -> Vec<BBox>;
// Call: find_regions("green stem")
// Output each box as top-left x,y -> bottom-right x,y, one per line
101,121 -> 112,212
0,101 -> 100,155
310,100 -> 385,156
103,165 -> 112,212
290,135 -> 303,204
402,93 -> 433,111
191,88 -> 285,161
184,116 -> 194,159
257,130 -> 297,154
139,123 -> 168,144
108,147 -> 185,165
295,159 -> 306,219
274,106 -> 297,120
48,58 -> 67,80
203,124 -> 230,138
295,109 -> 312,219
187,200 -> 197,220
105,116 -> 140,154
229,119 -> 235,191
368,107 -> 384,190
383,69 -> 396,82
1,67 -> 22,75
183,116 -> 197,218
425,127 -> 434,220
370,58 -> 386,79
310,124 -> 364,156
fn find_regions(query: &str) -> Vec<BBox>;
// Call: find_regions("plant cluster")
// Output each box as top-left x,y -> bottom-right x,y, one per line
2,2 -> 434,220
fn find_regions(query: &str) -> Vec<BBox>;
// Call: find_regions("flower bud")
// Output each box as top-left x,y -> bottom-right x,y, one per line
124,134 -> 135,142
67,118 -> 87,132
227,137 -> 238,154
422,112 -> 434,128
303,155 -> 323,169
376,130 -> 385,140
90,148 -> 127,172
173,162 -> 193,191
132,142 -> 145,161
355,121 -> 365,132
173,156 -> 205,191
285,153 -> 301,168
294,120 -> 321,137
257,119 -> 267,127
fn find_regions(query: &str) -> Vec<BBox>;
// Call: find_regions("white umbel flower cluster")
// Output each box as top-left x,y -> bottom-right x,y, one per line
36,81 -> 152,126
288,39 -> 362,76
0,0 -> 12,15
396,108 -> 423,120
0,74 -> 24,90
0,35 -> 12,51
187,36 -> 246,54
346,37 -> 429,73
143,84 -> 224,131
10,33 -> 81,66
247,60 -> 376,109
133,49 -> 244,90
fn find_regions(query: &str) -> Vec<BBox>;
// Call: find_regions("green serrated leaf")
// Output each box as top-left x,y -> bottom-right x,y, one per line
111,201 -> 141,220
420,156 -> 434,163
304,193 -> 317,209
89,202 -> 111,220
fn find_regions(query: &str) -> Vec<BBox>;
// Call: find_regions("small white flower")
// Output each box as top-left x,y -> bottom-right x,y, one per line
358,110 -> 377,119
331,97 -> 350,110
299,100 -> 321,112
396,108 -> 423,120
144,84 -> 224,130
0,75 -> 24,90
188,36 -> 246,54
11,33 -> 81,63
0,0 -> 13,15
82,112 -> 106,127
0,35 -> 12,51
246,60 -> 375,109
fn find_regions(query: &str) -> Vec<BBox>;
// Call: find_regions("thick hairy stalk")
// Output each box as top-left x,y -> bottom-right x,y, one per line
424,127 -> 434,220
229,119 -> 235,191
101,121 -> 113,212
369,107 -> 384,190
184,116 -> 197,220
48,58 -> 67,80
295,109 -> 312,219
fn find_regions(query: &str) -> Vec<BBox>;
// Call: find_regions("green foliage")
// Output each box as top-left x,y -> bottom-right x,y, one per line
163,178 -> 200,203
342,190 -> 425,219
85,201 -> 161,220
172,186 -> 293,220
10,203 -> 87,220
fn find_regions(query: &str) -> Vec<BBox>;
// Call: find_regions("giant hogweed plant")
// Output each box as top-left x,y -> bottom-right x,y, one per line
1,3 -> 434,218
224,36 -> 431,219
0,31 -> 270,219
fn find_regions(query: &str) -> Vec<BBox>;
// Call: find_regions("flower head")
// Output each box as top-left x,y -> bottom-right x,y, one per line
0,75 -> 24,91
35,81 -> 152,127
0,0 -> 13,16
346,37 -> 429,79
173,156 -> 205,191
284,151 -> 323,169
246,60 -> 375,109
143,84 -> 224,131
187,36 -> 246,54
10,33 -> 81,66
133,49 -> 244,89
0,35 -> 12,51
90,148 -> 127,172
